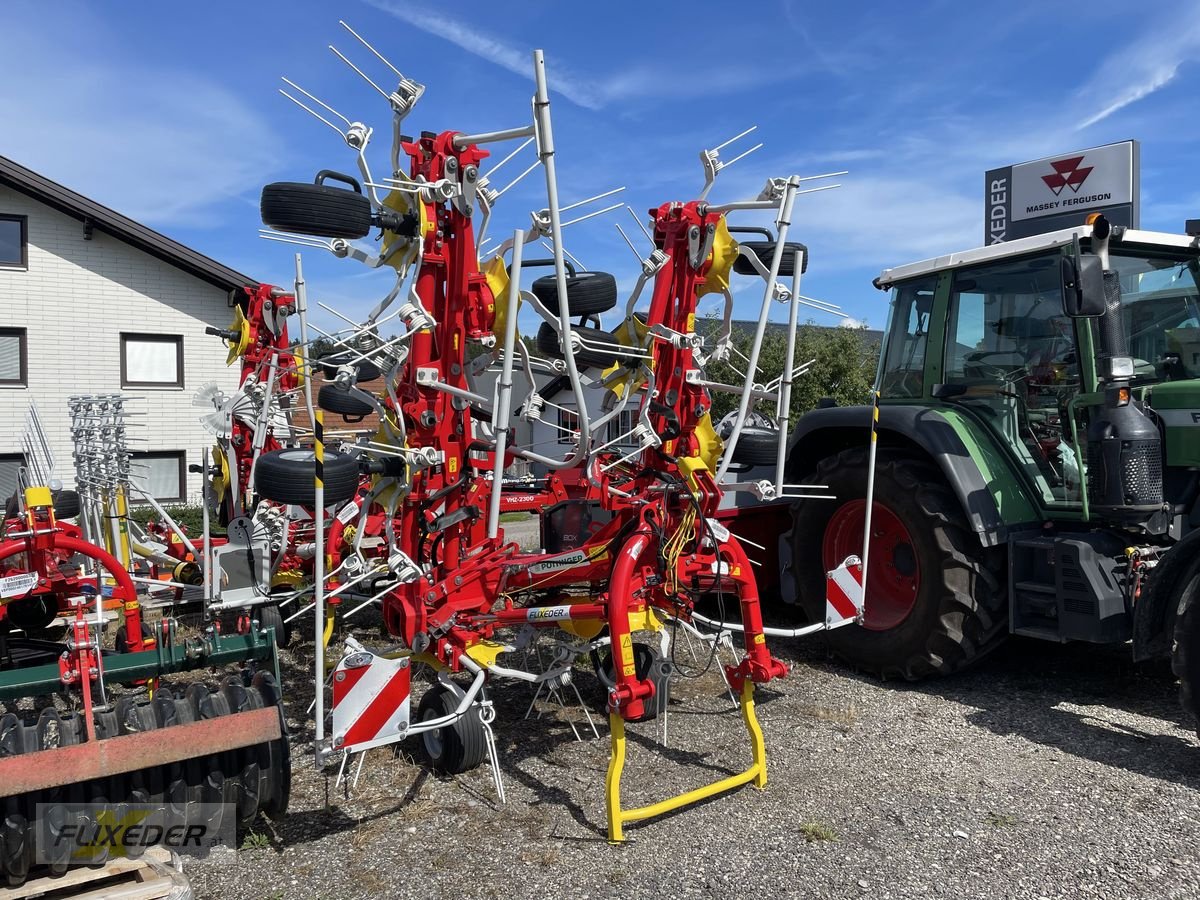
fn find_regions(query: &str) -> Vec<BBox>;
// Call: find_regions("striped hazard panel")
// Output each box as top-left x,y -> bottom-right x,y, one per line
331,647 -> 412,755
825,555 -> 865,630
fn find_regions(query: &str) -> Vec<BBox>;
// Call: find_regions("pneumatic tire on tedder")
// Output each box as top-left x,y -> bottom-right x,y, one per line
416,684 -> 487,775
790,446 -> 1006,679
254,448 -> 360,507
260,172 -> 372,239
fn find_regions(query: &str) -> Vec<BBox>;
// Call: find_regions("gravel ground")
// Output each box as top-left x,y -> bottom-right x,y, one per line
182,514 -> 1200,899
182,608 -> 1200,900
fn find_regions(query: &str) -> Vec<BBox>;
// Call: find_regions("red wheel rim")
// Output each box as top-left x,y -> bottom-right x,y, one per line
822,499 -> 920,631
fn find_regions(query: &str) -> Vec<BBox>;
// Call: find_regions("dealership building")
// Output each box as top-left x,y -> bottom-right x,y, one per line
0,155 -> 255,504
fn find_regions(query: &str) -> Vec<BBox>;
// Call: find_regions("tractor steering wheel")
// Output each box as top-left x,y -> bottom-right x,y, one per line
963,351 -> 1024,384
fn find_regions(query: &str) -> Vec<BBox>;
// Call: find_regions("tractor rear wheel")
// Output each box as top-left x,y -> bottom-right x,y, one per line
1172,572 -> 1200,737
791,447 -> 1006,679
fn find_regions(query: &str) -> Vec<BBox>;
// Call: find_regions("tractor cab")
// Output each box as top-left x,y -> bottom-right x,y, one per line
877,220 -> 1200,527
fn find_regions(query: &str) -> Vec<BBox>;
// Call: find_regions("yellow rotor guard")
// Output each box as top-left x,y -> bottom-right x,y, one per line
484,255 -> 517,338
224,305 -> 251,366
697,215 -> 739,298
211,445 -> 230,505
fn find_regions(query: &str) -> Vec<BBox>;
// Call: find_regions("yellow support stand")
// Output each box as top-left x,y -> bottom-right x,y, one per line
604,680 -> 767,842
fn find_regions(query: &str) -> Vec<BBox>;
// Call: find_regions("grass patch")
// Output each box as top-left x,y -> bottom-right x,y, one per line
499,511 -> 532,523
986,811 -> 1022,828
798,822 -> 838,842
241,830 -> 271,850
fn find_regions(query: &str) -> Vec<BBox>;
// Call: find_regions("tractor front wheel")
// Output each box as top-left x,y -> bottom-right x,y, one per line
1173,572 -> 1200,738
791,447 -> 1007,679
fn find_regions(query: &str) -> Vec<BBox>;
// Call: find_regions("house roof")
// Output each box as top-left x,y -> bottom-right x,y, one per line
0,154 -> 257,293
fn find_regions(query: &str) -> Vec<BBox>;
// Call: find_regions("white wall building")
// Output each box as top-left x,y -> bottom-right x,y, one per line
0,155 -> 255,504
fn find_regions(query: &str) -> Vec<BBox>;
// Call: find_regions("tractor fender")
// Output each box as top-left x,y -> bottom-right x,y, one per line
1132,529 -> 1200,661
785,405 -> 1007,547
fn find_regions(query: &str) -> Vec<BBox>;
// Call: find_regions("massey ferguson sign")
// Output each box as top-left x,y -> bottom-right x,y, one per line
984,140 -> 1138,244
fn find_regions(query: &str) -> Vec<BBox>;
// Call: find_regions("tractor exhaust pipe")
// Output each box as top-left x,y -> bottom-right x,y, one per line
1065,216 -> 1164,526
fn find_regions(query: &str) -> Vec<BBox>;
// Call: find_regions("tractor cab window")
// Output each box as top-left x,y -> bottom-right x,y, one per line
879,276 -> 936,399
943,253 -> 1081,505
1108,252 -> 1200,380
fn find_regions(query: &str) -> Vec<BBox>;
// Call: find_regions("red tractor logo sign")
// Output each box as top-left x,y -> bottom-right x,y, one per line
1042,156 -> 1094,196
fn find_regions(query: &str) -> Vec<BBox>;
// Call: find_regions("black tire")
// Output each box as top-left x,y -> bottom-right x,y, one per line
535,322 -> 630,370
732,240 -> 809,276
597,643 -> 669,721
5,595 -> 56,633
791,447 -> 1006,679
254,449 -> 360,507
52,490 -> 81,520
728,427 -> 780,466
257,603 -> 287,649
318,351 -> 381,383
416,685 -> 487,775
260,181 -> 372,239
114,622 -> 154,654
1173,573 -> 1200,738
531,271 -> 618,316
318,383 -> 376,420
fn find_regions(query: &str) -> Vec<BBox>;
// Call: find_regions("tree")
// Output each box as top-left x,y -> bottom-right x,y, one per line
704,322 -> 880,425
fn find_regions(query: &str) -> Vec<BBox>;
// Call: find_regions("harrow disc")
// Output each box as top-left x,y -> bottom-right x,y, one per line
0,673 -> 289,886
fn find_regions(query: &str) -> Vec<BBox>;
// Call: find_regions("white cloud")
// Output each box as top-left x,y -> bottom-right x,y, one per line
364,0 -> 807,110
1075,10 -> 1200,130
363,0 -> 607,109
838,317 -> 866,329
0,10 -> 278,228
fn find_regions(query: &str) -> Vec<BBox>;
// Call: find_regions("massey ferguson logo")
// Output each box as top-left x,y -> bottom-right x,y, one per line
1041,156 -> 1094,195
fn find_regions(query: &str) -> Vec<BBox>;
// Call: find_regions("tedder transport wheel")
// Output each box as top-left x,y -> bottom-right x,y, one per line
0,673 -> 289,886
1173,572 -> 1200,738
791,447 -> 1006,679
318,383 -> 376,420
318,350 -> 382,383
729,426 -> 780,466
260,174 -> 372,239
254,448 -> 360,508
258,603 -> 287,649
114,622 -> 154,654
416,684 -> 487,775
732,240 -> 809,277
596,643 -> 670,721
5,595 -> 56,633
535,322 -> 629,370
531,271 -> 618,316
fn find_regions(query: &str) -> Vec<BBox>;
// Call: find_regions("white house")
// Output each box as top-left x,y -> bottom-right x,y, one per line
0,155 -> 255,504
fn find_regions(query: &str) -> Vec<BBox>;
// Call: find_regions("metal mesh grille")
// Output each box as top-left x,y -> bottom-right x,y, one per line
1122,440 -> 1162,504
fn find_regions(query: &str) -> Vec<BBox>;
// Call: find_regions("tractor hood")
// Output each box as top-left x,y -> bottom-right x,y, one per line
1148,380 -> 1200,468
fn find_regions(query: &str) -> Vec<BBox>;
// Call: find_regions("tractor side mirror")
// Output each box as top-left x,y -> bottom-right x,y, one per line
1060,254 -> 1106,318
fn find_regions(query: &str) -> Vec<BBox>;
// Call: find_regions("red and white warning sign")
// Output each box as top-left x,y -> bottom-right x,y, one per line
825,556 -> 865,629
331,642 -> 412,754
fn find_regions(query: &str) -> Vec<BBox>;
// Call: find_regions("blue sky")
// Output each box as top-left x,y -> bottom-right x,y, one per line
3,0 -> 1200,334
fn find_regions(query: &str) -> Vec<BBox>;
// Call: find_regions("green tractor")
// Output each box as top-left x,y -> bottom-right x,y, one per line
786,215 -> 1200,735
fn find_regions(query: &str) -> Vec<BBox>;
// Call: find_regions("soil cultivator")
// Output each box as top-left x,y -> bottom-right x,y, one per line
249,23 -> 865,840
0,418 -> 290,885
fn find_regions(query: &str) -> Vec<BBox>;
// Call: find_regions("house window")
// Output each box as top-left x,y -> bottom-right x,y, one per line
130,451 -> 186,502
606,409 -> 640,448
0,328 -> 27,385
121,334 -> 183,388
557,408 -> 579,444
0,454 -> 25,501
0,216 -> 27,268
